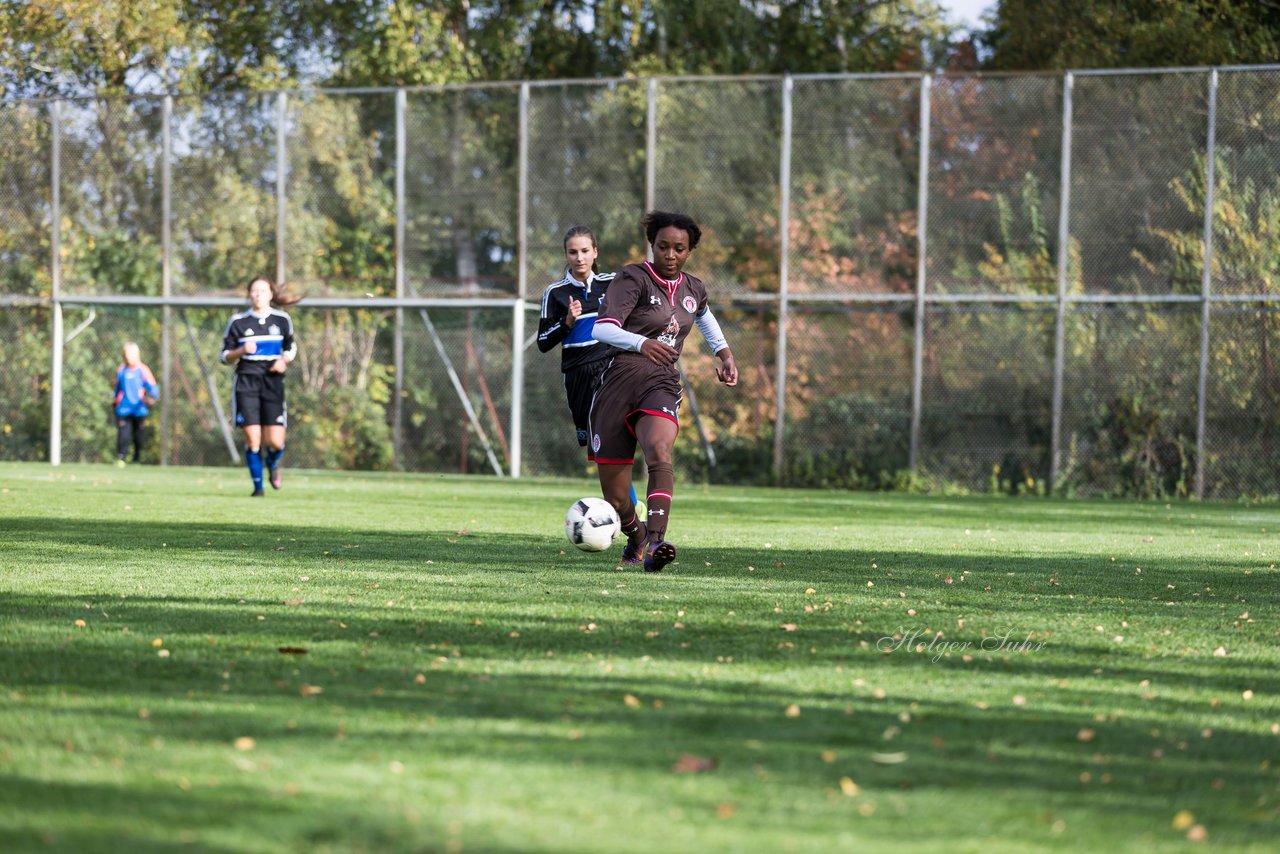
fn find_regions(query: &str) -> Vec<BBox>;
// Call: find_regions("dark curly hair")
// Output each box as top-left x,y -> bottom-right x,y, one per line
642,211 -> 701,249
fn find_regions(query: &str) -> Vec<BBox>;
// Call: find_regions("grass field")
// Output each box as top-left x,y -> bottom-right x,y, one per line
2,462 -> 1278,852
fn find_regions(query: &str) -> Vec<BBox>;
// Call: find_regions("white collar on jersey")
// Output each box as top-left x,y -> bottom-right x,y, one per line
642,261 -> 684,288
564,269 -> 604,293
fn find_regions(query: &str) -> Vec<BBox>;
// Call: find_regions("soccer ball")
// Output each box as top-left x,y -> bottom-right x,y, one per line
565,497 -> 621,552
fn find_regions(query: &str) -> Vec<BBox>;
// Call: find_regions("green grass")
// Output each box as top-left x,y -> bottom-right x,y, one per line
1,462 -> 1278,853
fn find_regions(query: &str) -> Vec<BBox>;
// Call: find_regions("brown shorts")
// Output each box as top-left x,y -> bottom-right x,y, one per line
588,355 -> 682,464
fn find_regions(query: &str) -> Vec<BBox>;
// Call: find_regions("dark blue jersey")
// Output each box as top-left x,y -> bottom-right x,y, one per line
220,308 -> 297,377
536,270 -> 617,372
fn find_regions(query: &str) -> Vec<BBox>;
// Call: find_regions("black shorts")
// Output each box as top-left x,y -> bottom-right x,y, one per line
588,356 -> 681,464
564,359 -> 609,453
233,372 -> 287,428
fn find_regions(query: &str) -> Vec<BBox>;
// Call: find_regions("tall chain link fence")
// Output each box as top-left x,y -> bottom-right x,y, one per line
2,69 -> 1279,498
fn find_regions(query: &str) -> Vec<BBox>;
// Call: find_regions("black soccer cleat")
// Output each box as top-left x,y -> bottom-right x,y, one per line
643,540 -> 677,573
251,488 -> 265,497
269,466 -> 282,490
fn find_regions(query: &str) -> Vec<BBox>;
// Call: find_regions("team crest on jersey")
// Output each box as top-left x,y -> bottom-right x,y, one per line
657,315 -> 680,347
682,296 -> 696,313
591,433 -> 602,452
269,325 -> 280,335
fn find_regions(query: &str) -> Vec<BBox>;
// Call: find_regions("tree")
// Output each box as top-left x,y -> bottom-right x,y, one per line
984,0 -> 1280,70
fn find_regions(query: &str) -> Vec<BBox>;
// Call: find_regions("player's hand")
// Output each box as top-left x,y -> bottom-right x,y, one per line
640,338 -> 679,366
241,339 -> 257,355
564,297 -> 582,328
269,357 -> 287,374
716,353 -> 739,387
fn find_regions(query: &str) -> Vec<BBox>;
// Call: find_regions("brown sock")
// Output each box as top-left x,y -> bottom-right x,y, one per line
645,461 -> 673,542
619,507 -> 645,542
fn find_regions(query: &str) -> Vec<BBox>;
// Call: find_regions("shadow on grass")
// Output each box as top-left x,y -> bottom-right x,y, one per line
0,773 -> 458,854
4,515 -> 1278,848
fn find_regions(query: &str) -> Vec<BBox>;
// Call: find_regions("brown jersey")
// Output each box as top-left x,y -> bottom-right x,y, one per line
594,262 -> 709,371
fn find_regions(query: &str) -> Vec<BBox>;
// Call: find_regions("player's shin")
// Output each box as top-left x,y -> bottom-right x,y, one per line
245,446 -> 264,492
645,460 -> 674,542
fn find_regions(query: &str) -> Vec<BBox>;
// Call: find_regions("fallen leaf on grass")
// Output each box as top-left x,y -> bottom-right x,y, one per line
623,693 -> 642,708
277,647 -> 308,655
1172,810 -> 1195,830
672,753 -> 718,773
870,752 -> 908,764
781,624 -> 797,632
1187,825 -> 1207,842
234,737 -> 256,752
284,599 -> 304,606
299,684 -> 323,697
784,704 -> 801,718
840,777 -> 859,796
716,802 -> 735,819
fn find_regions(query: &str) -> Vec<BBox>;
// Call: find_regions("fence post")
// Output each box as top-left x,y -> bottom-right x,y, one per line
161,94 -> 173,465
394,88 -> 406,469
646,79 -> 657,212
275,92 -> 288,287
1195,69 -> 1219,500
909,74 -> 931,472
49,99 -> 63,467
772,75 -> 793,484
1050,72 -> 1074,493
511,82 -> 530,479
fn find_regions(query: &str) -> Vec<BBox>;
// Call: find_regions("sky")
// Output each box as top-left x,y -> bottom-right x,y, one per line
938,0 -> 996,33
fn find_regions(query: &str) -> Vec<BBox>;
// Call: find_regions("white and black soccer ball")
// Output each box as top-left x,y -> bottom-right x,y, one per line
565,497 -> 621,552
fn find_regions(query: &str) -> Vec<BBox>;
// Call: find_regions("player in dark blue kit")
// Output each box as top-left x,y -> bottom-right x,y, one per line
537,226 -> 640,518
220,276 -> 299,496
537,226 -> 618,459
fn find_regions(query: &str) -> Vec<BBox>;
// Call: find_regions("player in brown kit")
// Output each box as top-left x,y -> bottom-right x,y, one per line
588,211 -> 738,572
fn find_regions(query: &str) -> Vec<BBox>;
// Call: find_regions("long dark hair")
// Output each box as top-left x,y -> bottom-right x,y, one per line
246,276 -> 302,307
562,225 -> 599,273
641,211 -> 701,249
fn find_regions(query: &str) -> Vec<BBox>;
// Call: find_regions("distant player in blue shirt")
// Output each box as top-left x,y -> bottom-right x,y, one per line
220,276 -> 300,496
113,341 -> 159,465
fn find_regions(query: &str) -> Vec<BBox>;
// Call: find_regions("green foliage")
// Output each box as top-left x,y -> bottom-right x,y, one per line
2,1 -> 960,101
985,0 -> 1280,70
1079,393 -> 1192,498
288,385 -> 393,471
784,393 -> 910,489
75,230 -> 163,296
0,309 -> 51,459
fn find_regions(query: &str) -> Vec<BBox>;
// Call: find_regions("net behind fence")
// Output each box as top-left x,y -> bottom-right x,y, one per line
5,70 -> 1280,498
